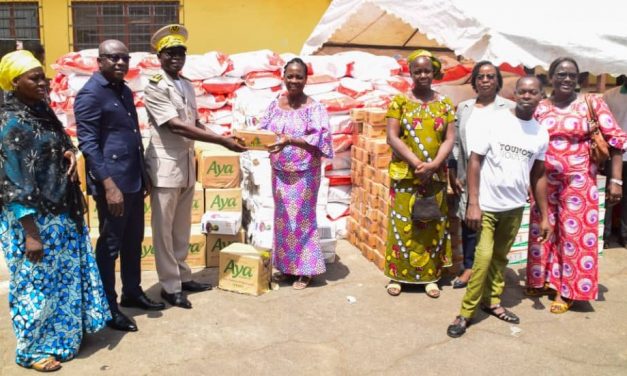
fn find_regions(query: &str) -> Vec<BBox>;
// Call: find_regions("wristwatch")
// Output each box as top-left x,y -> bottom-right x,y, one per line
610,178 -> 623,186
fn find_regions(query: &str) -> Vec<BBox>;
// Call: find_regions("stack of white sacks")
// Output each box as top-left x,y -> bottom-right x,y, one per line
50,48 -> 495,262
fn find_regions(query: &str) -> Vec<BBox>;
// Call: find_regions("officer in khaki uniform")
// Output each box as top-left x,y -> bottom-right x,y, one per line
144,25 -> 246,309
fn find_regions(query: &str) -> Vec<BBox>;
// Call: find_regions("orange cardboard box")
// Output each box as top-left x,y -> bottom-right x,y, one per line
364,165 -> 376,180
371,153 -> 392,169
367,138 -> 391,155
366,108 -> 387,126
357,135 -> 367,149
363,124 -> 386,138
350,107 -> 368,122
233,129 -> 277,150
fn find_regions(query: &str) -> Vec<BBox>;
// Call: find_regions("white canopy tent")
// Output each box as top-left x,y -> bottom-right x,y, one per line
301,0 -> 627,76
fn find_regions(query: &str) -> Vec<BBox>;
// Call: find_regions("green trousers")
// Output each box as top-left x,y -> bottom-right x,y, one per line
460,207 -> 523,319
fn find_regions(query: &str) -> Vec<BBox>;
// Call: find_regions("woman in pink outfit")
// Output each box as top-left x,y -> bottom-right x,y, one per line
526,57 -> 626,313
259,58 -> 334,290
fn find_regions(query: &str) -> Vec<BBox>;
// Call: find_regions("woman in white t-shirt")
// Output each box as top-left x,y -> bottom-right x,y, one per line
449,61 -> 514,289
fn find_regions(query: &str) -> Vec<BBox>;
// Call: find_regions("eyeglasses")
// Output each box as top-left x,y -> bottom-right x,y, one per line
161,50 -> 186,58
476,73 -> 496,80
99,54 -> 130,63
555,72 -> 578,80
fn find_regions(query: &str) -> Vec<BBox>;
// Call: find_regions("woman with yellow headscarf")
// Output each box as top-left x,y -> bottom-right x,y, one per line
384,49 -> 456,298
0,50 -> 109,372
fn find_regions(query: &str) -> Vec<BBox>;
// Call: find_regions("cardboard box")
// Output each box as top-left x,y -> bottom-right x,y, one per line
366,108 -> 387,126
87,194 -> 99,229
371,153 -> 392,169
206,229 -> 246,267
350,107 -> 367,122
363,124 -> 386,138
366,138 -> 391,155
76,151 -> 87,192
233,129 -> 277,150
204,188 -> 242,212
218,243 -> 271,296
202,211 -> 242,235
92,227 -> 207,271
196,148 -> 241,188
357,135 -> 367,150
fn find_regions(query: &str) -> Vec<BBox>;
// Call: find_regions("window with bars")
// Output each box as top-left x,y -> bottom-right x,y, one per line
72,1 -> 180,52
0,2 -> 40,56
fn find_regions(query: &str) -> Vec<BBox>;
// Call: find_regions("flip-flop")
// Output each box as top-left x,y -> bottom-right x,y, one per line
550,301 -> 573,314
425,283 -> 440,298
386,282 -> 401,296
30,356 -> 62,372
292,276 -> 311,290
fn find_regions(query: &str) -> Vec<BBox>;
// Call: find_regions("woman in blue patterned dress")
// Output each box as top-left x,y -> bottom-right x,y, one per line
0,50 -> 110,372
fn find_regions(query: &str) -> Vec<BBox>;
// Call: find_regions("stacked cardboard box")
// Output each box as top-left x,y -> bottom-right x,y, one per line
346,108 -> 391,271
197,143 -> 244,267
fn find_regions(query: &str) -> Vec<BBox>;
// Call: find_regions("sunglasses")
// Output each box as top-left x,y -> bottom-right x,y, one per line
555,72 -> 578,80
100,54 -> 131,63
476,73 -> 496,80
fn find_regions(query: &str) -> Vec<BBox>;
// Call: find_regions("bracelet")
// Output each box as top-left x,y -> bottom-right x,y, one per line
610,178 -> 623,186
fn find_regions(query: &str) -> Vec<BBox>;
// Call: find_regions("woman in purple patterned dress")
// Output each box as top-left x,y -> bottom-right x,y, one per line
259,58 -> 334,289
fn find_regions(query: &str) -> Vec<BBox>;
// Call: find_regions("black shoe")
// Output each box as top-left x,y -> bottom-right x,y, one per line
181,280 -> 212,292
107,311 -> 138,332
447,316 -> 469,338
120,292 -> 166,311
161,290 -> 192,309
452,278 -> 468,289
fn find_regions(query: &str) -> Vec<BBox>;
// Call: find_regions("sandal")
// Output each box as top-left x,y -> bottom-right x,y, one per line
481,304 -> 520,324
524,284 -> 554,297
386,282 -> 401,296
550,300 -> 573,314
30,356 -> 62,372
425,283 -> 440,299
292,276 -> 311,290
272,272 -> 291,283
447,315 -> 470,338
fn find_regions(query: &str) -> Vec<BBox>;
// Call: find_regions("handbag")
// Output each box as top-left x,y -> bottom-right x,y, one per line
585,95 -> 610,165
411,184 -> 445,221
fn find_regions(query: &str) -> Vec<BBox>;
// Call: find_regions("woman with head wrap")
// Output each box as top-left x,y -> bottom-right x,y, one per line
0,50 -> 110,372
384,50 -> 456,298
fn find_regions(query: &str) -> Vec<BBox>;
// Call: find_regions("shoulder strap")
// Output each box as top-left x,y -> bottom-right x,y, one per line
584,94 -> 599,132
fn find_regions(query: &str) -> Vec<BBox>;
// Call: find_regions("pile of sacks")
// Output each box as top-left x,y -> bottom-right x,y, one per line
49,48 -> 524,255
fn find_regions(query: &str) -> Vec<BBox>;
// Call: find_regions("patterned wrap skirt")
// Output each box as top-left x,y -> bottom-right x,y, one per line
271,167 -> 326,276
0,211 -> 110,366
384,179 -> 452,284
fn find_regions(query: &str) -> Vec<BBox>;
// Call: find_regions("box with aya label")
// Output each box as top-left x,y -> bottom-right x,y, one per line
206,229 -> 246,267
218,243 -> 271,296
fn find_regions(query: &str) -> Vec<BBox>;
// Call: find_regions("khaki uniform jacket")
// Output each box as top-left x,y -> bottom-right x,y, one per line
144,70 -> 197,188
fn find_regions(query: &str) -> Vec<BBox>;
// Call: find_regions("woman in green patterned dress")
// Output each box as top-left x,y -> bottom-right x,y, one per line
384,50 -> 456,298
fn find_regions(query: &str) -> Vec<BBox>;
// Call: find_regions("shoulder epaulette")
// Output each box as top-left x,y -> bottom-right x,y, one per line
149,74 -> 163,84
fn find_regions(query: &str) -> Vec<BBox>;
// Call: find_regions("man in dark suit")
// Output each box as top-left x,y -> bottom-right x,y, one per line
75,39 -> 165,332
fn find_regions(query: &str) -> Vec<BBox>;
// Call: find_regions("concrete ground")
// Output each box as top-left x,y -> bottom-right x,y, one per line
1,241 -> 626,376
